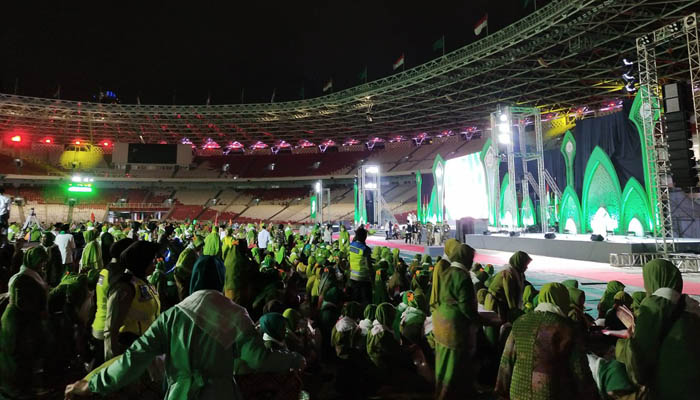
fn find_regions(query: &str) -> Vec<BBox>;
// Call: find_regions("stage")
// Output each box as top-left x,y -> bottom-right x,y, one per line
463,233 -> 700,263
365,236 -> 446,257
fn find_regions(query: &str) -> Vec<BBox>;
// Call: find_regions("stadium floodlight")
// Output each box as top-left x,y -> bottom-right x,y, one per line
498,113 -> 508,122
498,133 -> 511,144
71,175 -> 82,182
68,185 -> 92,193
365,182 -> 377,189
315,181 -> 321,193
622,73 -> 635,81
365,165 -> 379,174
498,123 -> 511,134
623,58 -> 634,66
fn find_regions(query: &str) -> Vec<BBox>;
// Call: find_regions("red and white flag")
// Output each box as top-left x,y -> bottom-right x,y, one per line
474,14 -> 488,36
323,78 -> 333,92
393,54 -> 405,70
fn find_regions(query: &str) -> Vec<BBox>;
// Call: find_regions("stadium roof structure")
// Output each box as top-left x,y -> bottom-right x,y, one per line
0,0 -> 698,148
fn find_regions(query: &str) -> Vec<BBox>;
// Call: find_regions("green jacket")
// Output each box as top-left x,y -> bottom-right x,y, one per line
88,290 -> 303,399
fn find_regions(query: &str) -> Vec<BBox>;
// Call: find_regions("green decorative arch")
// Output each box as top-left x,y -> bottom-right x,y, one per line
520,195 -> 537,227
628,86 -> 659,228
480,138 -> 500,226
560,130 -> 576,189
621,177 -> 652,235
582,146 -> 623,233
559,186 -> 583,234
499,173 -> 519,228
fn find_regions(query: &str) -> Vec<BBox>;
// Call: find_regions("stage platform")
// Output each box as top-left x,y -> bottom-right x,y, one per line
365,236 -> 446,257
463,233 -> 700,263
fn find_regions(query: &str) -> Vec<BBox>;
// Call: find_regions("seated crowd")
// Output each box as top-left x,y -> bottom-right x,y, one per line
0,217 -> 698,400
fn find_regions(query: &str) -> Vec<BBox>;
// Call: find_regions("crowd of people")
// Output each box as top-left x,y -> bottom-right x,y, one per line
0,213 -> 698,399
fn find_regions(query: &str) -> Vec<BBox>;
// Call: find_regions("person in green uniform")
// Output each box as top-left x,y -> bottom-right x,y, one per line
366,302 -> 401,369
484,251 -> 531,346
562,279 -> 589,328
79,228 -> 103,286
202,226 -> 221,257
0,246 -> 49,397
338,224 -> 350,251
41,231 -> 65,287
598,280 -> 625,318
91,238 -> 134,359
619,259 -> 700,400
173,235 -> 203,301
103,241 -> 161,359
431,242 -> 480,399
64,255 -> 305,400
495,282 -> 599,400
223,239 -> 254,307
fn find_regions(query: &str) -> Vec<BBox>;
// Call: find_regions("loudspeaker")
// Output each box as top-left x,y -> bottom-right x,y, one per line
509,231 -> 520,237
544,232 -> 556,239
663,82 -> 699,188
590,234 -> 604,242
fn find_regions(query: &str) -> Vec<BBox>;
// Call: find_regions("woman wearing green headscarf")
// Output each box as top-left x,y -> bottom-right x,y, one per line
484,251 -> 531,346
598,280 -> 625,317
387,259 -> 410,299
372,261 -> 391,305
431,243 -> 480,399
223,240 -> 254,308
0,246 -> 49,397
619,259 -> 700,400
42,231 -> 65,287
496,282 -> 599,400
562,279 -> 588,327
331,301 -> 363,360
79,229 -> 103,286
174,235 -> 204,301
202,227 -> 221,257
366,302 -> 401,369
630,291 -> 646,316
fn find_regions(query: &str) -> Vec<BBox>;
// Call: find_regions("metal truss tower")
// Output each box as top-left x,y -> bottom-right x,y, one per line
636,13 -> 700,255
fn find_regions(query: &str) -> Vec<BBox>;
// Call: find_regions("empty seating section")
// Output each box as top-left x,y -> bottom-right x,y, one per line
242,188 -> 309,202
204,151 -> 369,178
169,205 -> 204,221
149,190 -> 172,204
174,189 -> 218,205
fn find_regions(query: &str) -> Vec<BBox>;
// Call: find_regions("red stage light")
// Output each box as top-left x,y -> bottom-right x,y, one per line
44,138 -> 52,144
102,141 -> 110,146
10,135 -> 21,143
75,140 -> 81,145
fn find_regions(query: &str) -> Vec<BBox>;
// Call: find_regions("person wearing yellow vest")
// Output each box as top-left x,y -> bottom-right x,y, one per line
103,241 -> 161,359
91,238 -> 134,364
348,227 -> 373,306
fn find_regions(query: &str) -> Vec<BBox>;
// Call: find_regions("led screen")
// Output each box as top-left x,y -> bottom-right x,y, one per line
444,152 -> 488,220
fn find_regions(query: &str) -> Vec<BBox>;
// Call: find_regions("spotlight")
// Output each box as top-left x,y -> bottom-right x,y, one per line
222,163 -> 230,172
625,82 -> 637,92
498,133 -> 511,144
499,113 -> 508,122
622,58 -> 634,67
366,114 -> 373,122
498,123 -> 510,134
622,73 -> 635,81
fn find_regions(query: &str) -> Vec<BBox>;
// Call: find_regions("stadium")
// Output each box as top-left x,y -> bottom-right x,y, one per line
2,0 -> 700,399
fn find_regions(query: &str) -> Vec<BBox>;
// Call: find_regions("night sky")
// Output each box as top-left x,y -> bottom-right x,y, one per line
1,1 -> 535,105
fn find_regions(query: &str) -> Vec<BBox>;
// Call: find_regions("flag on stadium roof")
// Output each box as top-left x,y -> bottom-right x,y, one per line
393,54 -> 405,70
474,14 -> 488,36
323,78 -> 333,92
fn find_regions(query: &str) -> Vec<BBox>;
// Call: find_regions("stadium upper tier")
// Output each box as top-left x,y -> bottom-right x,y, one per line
0,135 -> 481,179
0,0 -> 695,148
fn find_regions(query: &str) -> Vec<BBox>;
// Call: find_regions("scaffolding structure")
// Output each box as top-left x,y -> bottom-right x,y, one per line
635,13 -> 700,255
490,106 -> 547,233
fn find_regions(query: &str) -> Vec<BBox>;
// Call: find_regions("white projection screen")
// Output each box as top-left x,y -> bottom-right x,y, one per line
444,152 -> 489,220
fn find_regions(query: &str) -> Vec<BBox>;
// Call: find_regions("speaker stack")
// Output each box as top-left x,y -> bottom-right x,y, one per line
663,82 -> 698,188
